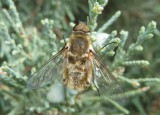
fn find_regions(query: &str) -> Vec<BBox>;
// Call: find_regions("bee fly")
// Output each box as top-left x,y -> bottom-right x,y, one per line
27,21 -> 125,98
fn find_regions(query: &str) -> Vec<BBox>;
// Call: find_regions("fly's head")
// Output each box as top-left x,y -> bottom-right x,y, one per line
73,21 -> 90,35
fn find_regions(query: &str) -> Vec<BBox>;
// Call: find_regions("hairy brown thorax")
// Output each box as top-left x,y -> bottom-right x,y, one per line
63,22 -> 93,91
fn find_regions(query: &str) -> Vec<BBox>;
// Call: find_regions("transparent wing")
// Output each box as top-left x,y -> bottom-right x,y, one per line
91,51 -> 126,102
27,46 -> 66,89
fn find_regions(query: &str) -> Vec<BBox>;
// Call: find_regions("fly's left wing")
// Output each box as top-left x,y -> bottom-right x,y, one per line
90,50 -> 126,102
27,46 -> 66,89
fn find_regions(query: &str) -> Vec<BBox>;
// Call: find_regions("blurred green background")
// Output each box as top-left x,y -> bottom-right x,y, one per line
0,0 -> 160,115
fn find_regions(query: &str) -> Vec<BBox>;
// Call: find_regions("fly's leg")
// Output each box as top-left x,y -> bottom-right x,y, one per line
96,42 -> 116,53
63,68 -> 68,85
92,69 -> 101,97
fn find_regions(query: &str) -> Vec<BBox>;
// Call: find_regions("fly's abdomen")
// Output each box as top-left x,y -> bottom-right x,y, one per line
63,54 -> 92,91
67,68 -> 90,91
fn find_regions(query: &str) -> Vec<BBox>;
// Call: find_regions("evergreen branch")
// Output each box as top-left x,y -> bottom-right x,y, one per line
98,11 -> 121,32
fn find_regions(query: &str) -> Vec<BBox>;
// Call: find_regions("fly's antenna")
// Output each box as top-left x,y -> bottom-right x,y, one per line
96,42 -> 116,53
93,81 -> 101,97
92,68 -> 101,97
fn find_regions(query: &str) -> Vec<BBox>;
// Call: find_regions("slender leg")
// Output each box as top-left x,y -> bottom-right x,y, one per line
92,67 -> 101,97
96,42 -> 116,53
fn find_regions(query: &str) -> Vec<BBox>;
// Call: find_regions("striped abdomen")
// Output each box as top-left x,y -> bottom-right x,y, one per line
63,52 -> 92,91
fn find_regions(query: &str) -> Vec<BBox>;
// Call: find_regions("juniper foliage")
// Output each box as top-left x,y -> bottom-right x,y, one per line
0,0 -> 160,115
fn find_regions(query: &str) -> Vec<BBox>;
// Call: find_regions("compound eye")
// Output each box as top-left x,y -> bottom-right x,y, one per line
81,25 -> 90,33
73,21 -> 90,33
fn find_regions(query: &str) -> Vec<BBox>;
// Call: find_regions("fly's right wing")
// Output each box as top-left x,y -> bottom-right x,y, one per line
27,46 -> 66,89
90,50 -> 126,102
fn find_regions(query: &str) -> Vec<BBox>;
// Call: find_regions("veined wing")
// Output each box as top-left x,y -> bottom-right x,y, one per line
27,46 -> 66,89
91,51 -> 126,102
